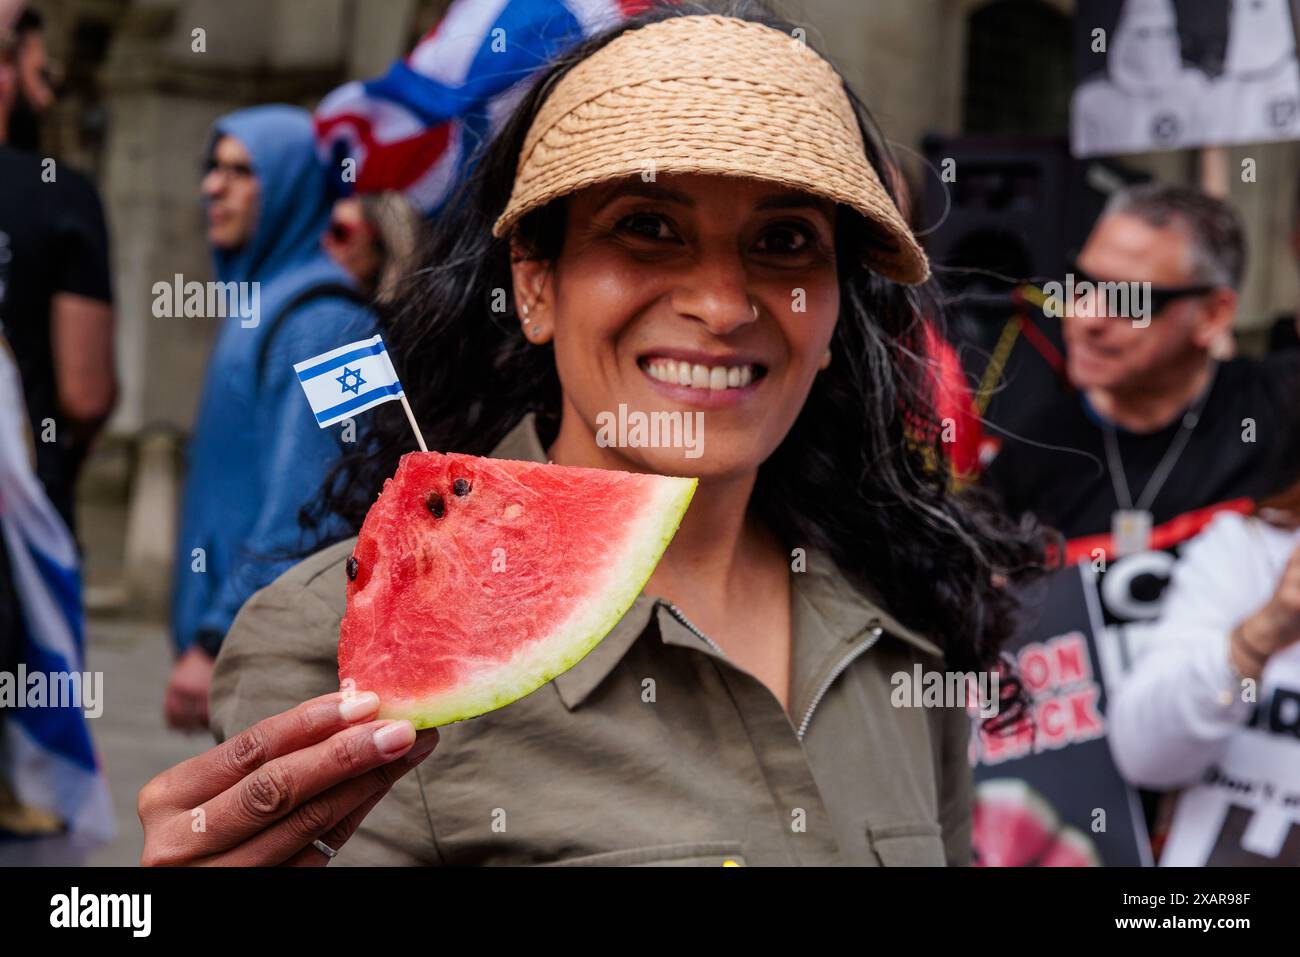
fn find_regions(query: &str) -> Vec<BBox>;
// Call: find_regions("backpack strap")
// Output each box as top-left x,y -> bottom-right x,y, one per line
255,282 -> 369,387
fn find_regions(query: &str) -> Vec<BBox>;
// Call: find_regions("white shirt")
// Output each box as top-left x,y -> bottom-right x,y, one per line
1107,512 -> 1300,789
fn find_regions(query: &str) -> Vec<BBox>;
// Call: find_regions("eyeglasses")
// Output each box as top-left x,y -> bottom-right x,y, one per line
203,158 -> 255,181
1068,263 -> 1219,316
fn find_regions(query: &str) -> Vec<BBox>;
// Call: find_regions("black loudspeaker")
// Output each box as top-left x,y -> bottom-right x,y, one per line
917,135 -> 1148,438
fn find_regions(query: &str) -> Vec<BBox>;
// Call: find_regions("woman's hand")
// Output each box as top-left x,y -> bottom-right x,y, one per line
138,690 -> 437,865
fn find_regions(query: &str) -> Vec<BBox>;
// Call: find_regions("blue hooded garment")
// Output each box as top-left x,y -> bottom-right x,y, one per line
171,104 -> 375,654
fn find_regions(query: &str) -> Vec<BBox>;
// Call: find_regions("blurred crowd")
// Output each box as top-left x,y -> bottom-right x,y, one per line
1,0 -> 1298,867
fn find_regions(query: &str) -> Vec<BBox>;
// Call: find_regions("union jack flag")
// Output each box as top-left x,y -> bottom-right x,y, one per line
314,0 -> 665,214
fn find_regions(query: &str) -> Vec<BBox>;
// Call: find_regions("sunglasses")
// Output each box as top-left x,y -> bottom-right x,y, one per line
327,219 -> 383,251
327,220 -> 357,244
1068,263 -> 1219,316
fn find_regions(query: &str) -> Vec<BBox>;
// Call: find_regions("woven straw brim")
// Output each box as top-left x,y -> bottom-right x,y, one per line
493,16 -> 930,286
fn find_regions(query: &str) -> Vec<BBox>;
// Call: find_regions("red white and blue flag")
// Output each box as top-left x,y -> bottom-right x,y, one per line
314,0 -> 663,214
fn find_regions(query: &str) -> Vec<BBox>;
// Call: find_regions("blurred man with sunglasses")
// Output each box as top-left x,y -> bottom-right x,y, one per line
986,185 -> 1297,552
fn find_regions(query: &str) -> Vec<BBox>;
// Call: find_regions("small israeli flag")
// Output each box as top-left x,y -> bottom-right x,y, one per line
294,334 -> 405,428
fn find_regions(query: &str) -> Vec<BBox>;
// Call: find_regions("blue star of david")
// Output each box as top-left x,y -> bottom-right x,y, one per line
337,366 -> 366,395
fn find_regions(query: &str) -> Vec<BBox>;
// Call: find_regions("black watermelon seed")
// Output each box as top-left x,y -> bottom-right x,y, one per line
452,478 -> 471,497
346,556 -> 358,581
426,492 -> 446,518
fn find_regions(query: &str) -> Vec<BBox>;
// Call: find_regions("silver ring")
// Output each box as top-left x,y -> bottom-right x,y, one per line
312,839 -> 338,860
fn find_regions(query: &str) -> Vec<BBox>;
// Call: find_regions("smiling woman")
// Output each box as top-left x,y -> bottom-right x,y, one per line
137,0 -> 1046,868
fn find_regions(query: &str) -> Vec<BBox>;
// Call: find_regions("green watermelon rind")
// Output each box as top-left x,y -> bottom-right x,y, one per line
376,474 -> 698,729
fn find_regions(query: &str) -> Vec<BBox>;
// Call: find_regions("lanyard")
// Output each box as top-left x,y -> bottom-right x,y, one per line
1101,363 -> 1219,513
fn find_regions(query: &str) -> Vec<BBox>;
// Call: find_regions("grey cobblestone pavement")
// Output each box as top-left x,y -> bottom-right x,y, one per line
80,494 -> 209,866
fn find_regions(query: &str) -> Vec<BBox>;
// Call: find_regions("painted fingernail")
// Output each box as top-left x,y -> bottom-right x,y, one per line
339,691 -> 380,722
373,720 -> 416,756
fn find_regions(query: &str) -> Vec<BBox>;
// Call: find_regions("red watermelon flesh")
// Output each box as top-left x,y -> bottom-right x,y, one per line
339,451 -> 696,728
972,778 -> 1101,866
1037,826 -> 1101,867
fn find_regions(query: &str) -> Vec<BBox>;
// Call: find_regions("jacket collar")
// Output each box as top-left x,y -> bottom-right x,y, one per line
487,413 -> 943,712
490,411 -> 552,462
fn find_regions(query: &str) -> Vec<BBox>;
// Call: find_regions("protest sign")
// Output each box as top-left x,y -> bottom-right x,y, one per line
971,563 -> 1153,866
1072,0 -> 1300,157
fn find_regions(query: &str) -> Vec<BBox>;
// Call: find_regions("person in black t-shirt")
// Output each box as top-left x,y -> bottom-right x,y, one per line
0,26 -> 115,533
987,351 -> 1297,556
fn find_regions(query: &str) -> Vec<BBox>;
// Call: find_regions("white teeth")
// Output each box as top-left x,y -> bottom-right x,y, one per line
643,358 -> 759,390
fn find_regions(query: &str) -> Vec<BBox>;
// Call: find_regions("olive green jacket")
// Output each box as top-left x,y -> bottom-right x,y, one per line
210,416 -> 972,866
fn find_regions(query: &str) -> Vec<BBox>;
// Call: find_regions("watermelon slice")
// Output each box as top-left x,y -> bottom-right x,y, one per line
972,778 -> 1101,867
338,451 -> 696,728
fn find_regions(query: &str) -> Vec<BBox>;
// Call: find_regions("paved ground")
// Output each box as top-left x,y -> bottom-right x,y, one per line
83,616 -> 209,866
80,493 -> 209,866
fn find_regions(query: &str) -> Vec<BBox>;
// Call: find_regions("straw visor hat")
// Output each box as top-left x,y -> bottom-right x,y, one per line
492,15 -> 930,285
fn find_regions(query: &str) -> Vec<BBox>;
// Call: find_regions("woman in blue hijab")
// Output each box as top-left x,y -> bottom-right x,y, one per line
166,105 -> 376,730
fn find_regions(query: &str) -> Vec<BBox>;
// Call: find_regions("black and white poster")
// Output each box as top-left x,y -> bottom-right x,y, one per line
1072,0 -> 1300,156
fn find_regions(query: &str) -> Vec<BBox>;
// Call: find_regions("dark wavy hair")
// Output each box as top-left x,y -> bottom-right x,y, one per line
304,0 -> 1046,717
